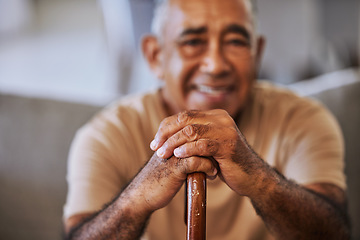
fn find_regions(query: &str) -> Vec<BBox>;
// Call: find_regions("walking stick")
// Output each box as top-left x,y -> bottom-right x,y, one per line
186,172 -> 206,240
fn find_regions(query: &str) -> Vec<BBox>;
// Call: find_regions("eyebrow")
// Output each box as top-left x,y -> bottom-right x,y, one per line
179,26 -> 208,37
225,24 -> 251,41
178,24 -> 251,40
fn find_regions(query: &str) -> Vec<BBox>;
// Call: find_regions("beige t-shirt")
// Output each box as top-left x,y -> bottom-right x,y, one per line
64,81 -> 346,240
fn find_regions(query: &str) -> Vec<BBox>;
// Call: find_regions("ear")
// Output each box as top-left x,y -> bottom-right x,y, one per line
141,35 -> 164,79
255,35 -> 266,70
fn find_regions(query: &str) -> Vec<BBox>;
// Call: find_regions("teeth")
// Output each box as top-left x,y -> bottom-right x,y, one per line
197,85 -> 227,95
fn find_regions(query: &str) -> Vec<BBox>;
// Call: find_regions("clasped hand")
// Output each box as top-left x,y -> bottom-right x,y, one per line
132,109 -> 262,213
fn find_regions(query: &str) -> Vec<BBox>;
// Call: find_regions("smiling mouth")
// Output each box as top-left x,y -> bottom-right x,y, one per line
195,85 -> 232,96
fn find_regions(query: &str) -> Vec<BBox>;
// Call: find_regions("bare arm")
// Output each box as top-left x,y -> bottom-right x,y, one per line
151,109 -> 350,239
245,158 -> 350,239
65,187 -> 151,240
64,153 -> 217,240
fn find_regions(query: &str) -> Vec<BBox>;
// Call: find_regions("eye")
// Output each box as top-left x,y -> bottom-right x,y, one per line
177,37 -> 207,58
182,38 -> 205,47
226,38 -> 249,47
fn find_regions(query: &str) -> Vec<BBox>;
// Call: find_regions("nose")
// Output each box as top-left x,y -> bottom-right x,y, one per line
200,43 -> 231,76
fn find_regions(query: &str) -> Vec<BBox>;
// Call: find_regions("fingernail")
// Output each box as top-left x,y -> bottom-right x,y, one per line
150,140 -> 157,150
174,148 -> 181,157
157,147 -> 165,158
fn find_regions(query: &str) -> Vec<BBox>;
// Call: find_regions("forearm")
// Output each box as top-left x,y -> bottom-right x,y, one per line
249,164 -> 350,240
66,152 -> 214,240
67,186 -> 152,240
149,110 -> 350,238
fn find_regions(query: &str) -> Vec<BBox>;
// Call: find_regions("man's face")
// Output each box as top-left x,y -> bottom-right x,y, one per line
153,0 -> 263,117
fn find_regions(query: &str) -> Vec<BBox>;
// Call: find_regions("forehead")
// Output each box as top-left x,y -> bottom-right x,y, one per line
163,0 -> 254,37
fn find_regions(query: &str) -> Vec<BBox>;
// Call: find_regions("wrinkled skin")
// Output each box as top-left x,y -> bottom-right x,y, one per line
150,109 -> 264,197
130,151 -> 218,212
64,0 -> 350,239
144,0 -> 263,118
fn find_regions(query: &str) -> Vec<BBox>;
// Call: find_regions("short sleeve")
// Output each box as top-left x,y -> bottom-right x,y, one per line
281,101 -> 346,189
63,121 -> 124,219
63,91 -> 164,220
63,108 -> 149,219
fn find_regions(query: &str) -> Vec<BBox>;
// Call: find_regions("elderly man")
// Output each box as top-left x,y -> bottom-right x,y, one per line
63,0 -> 350,239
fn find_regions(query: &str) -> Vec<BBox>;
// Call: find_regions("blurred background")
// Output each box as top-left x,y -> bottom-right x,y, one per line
0,0 -> 359,239
1,0 -> 359,103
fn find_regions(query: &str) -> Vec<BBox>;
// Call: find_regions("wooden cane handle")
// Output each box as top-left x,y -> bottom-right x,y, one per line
186,172 -> 206,240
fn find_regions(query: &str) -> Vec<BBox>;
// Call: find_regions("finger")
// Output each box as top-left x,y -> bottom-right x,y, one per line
150,113 -> 188,151
156,124 -> 211,159
151,110 -> 206,151
178,156 -> 218,179
173,139 -> 220,158
151,109 -> 229,151
151,115 -> 180,151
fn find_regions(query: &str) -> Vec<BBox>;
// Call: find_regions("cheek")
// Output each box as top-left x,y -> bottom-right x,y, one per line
231,57 -> 256,110
163,56 -> 184,91
166,60 -> 183,81
161,53 -> 193,112
237,61 -> 255,97
164,53 -> 199,90
231,54 -> 257,80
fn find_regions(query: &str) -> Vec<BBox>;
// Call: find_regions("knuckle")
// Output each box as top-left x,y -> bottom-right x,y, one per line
194,140 -> 204,152
182,124 -> 210,140
195,140 -> 219,155
177,111 -> 191,124
223,116 -> 234,126
217,113 -> 233,126
177,110 -> 204,124
183,125 -> 196,139
177,111 -> 188,124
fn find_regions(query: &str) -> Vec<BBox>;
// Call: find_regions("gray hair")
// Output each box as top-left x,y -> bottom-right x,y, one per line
151,0 -> 258,37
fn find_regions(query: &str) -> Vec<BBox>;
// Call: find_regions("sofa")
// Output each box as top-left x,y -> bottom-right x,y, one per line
0,96 -> 101,239
0,68 -> 359,239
